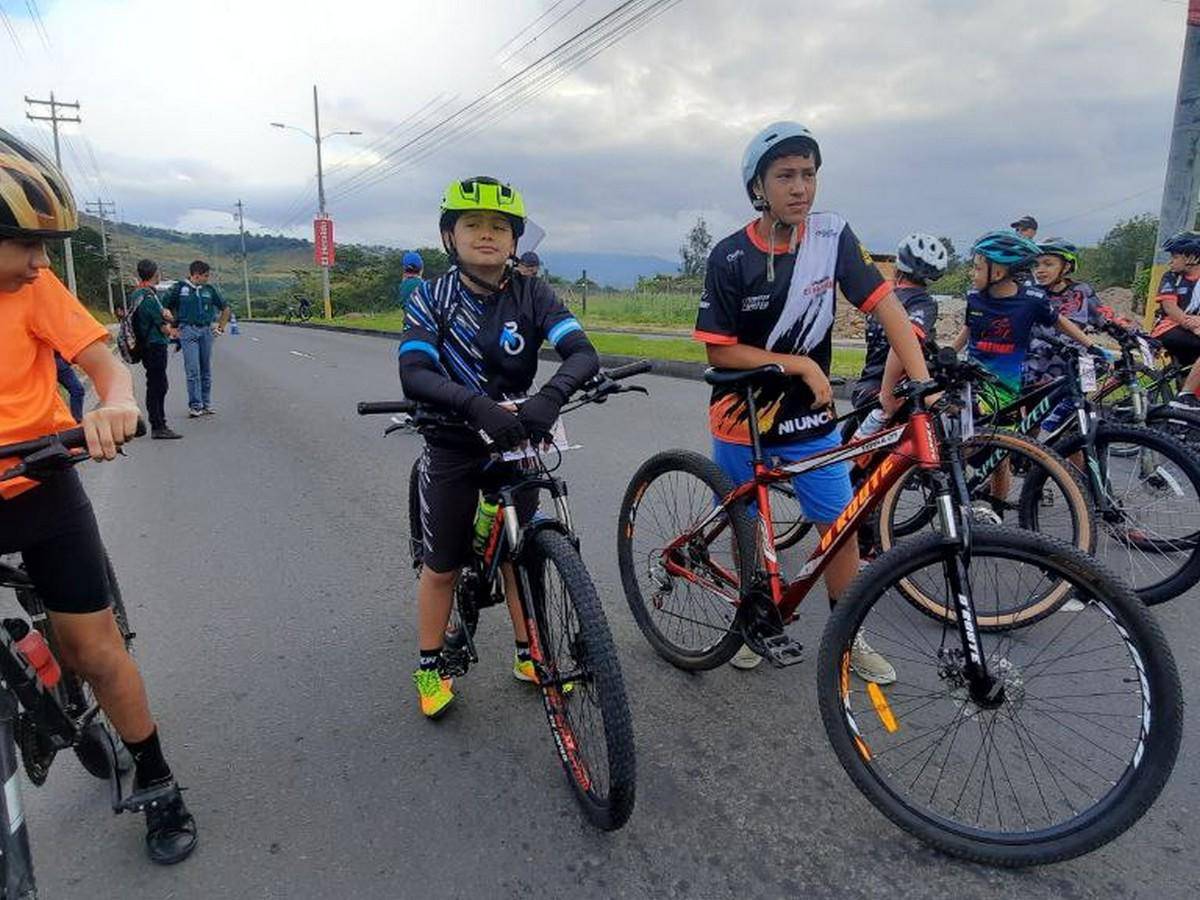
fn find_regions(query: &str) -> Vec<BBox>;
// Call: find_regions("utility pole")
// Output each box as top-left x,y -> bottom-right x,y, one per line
234,200 -> 253,318
270,86 -> 360,321
84,198 -> 116,317
25,92 -> 81,294
1146,0 -> 1200,326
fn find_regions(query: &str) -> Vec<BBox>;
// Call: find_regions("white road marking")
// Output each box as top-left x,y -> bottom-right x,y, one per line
289,350 -> 316,359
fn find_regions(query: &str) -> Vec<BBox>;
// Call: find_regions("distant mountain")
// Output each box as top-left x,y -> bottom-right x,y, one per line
537,252 -> 678,288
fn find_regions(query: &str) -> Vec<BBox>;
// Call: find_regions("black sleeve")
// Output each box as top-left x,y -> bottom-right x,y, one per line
906,292 -> 938,341
693,243 -> 741,345
532,280 -> 599,402
834,224 -> 887,312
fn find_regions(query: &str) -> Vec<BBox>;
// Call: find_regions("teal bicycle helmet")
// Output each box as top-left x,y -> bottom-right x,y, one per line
972,230 -> 1041,267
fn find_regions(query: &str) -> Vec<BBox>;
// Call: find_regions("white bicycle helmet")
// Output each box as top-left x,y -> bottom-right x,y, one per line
895,232 -> 949,283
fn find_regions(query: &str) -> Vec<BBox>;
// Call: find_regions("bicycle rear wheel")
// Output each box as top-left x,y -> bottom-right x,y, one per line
817,526 -> 1182,866
617,450 -> 755,670
407,454 -> 424,571
1056,421 -> 1200,604
525,528 -> 635,830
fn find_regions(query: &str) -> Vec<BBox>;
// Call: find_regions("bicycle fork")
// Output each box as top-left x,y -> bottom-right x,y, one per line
0,692 -> 35,899
935,451 -> 1002,707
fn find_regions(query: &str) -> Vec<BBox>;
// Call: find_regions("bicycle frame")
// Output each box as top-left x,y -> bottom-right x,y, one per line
663,410 -> 941,624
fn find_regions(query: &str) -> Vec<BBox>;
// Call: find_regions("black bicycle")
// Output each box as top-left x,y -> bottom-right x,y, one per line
0,423 -> 177,898
358,360 -> 651,831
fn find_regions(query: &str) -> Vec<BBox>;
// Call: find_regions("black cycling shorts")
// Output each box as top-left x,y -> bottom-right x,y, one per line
415,444 -> 538,573
0,470 -> 113,615
1160,326 -> 1200,368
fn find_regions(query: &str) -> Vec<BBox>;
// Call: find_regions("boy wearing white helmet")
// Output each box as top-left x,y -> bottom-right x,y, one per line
693,122 -> 933,680
853,232 -> 945,407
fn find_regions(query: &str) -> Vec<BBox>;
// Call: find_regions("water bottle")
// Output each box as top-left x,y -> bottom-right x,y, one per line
851,408 -> 888,443
473,498 -> 500,554
4,619 -> 61,688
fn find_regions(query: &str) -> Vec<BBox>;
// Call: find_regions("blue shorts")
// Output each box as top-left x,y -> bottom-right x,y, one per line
712,431 -> 853,525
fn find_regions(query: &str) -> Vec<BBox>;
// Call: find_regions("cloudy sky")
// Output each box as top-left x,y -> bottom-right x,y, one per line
0,0 -> 1190,260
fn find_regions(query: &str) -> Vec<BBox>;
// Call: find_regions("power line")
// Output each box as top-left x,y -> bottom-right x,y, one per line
327,0 -> 683,203
499,0 -> 587,66
24,0 -> 49,49
496,0 -> 572,56
25,92 -> 81,293
1040,185 -> 1161,229
0,2 -> 25,57
325,0 -> 657,200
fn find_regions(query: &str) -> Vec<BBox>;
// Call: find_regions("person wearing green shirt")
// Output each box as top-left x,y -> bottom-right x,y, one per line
130,259 -> 181,440
162,260 -> 230,417
396,250 -> 424,312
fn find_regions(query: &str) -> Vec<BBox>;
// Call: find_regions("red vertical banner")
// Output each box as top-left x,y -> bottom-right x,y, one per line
314,216 -> 336,267
1191,0 -> 1200,26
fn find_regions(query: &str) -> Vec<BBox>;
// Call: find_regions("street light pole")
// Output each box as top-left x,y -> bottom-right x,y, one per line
270,89 -> 359,322
312,85 -> 332,320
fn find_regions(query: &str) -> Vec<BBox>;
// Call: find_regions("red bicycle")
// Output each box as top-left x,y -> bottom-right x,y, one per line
616,357 -> 1181,865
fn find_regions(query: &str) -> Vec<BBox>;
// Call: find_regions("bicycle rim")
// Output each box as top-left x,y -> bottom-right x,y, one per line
818,527 -> 1181,865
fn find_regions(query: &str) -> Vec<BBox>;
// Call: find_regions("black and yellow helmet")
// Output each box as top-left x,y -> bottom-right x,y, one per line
438,176 -> 526,239
0,128 -> 78,239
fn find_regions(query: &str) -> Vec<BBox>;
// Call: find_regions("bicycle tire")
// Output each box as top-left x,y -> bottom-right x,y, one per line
768,482 -> 812,550
877,431 -> 1095,629
1054,421 -> 1200,605
617,450 -> 755,671
816,526 -> 1182,867
525,528 -> 636,830
1146,404 -> 1200,452
407,454 -> 424,571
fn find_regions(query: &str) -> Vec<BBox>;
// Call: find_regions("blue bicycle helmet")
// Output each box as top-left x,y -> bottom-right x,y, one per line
402,250 -> 423,271
1163,231 -> 1200,257
972,230 -> 1041,267
741,121 -> 821,209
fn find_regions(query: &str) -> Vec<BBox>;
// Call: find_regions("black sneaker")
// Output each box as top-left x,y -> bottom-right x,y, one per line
142,782 -> 198,865
151,427 -> 183,440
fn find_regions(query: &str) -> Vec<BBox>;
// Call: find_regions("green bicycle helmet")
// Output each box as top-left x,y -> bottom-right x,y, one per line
439,176 -> 526,239
1036,237 -> 1079,273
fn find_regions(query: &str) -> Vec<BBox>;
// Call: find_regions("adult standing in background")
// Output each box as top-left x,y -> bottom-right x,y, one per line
396,251 -> 424,312
516,250 -> 541,279
1011,216 -> 1038,240
54,352 -> 86,422
130,259 -> 181,440
162,260 -> 229,418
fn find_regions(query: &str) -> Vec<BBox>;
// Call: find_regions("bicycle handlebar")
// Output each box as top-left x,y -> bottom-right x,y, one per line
0,419 -> 147,460
357,359 -> 654,418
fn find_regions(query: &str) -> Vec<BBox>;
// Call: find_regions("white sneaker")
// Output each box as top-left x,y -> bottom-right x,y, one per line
1060,597 -> 1086,612
851,634 -> 896,685
188,408 -> 204,418
729,643 -> 764,670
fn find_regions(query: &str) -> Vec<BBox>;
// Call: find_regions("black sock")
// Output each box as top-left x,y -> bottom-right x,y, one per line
515,640 -> 531,662
419,648 -> 442,670
127,728 -> 173,789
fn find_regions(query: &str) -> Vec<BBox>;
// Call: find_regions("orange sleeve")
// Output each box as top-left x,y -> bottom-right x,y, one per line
27,272 -> 109,361
858,281 -> 891,315
693,329 -> 738,345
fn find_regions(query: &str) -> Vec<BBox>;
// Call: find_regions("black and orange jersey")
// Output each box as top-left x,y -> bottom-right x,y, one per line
1152,270 -> 1200,336
694,212 -> 887,445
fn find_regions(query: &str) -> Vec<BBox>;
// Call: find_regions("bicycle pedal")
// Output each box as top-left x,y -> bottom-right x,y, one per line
757,633 -> 805,668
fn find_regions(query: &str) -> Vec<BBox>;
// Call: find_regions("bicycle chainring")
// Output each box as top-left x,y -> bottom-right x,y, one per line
16,712 -> 56,786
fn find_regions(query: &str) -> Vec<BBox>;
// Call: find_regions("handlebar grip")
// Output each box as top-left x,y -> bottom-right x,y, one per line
604,359 -> 653,381
357,401 -> 417,416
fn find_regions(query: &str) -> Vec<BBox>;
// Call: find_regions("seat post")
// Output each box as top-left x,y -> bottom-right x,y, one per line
744,386 -> 765,464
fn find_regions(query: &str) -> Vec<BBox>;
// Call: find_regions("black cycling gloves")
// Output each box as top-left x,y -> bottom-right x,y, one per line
465,395 -> 527,450
517,388 -> 565,443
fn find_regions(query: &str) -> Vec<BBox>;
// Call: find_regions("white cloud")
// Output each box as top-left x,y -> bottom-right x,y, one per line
1,0 -> 1188,259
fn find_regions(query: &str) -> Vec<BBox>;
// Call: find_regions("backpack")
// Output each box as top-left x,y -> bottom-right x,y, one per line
116,289 -> 154,365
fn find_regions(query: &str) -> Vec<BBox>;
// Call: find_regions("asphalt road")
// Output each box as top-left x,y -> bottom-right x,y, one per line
21,322 -> 1199,899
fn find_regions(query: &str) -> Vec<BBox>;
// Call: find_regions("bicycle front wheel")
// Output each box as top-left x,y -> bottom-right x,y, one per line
817,526 -> 1182,867
525,528 -> 636,831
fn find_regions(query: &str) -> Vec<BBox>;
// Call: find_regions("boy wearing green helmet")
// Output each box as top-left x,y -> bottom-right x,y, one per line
1027,238 -> 1109,383
398,177 -> 599,718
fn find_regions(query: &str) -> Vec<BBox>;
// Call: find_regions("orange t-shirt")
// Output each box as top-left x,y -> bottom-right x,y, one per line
1,270 -> 109,499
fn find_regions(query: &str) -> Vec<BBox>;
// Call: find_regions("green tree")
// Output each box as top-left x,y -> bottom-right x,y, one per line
679,215 -> 712,278
937,236 -> 961,272
1092,213 -> 1158,289
47,225 -> 114,313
